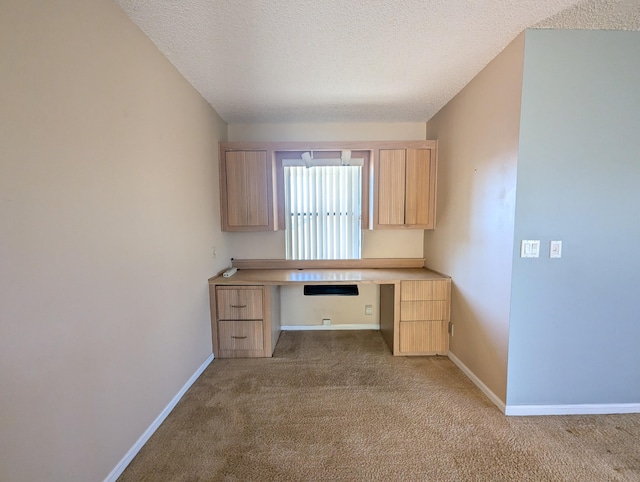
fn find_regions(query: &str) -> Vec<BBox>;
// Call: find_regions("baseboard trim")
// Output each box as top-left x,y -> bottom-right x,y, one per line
447,353 -> 640,416
447,352 -> 507,413
104,353 -> 214,482
281,324 -> 380,331
505,403 -> 640,416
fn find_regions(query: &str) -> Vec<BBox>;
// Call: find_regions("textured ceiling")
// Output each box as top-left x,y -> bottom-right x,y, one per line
114,0 -> 640,124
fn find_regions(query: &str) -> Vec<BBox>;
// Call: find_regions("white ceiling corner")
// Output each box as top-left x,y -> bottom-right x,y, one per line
113,0 -> 639,124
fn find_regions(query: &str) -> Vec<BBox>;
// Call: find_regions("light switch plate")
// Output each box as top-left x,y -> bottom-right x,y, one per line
550,240 -> 562,258
521,240 -> 540,258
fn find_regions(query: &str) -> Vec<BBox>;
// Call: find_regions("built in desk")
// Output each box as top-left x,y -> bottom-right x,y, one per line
208,259 -> 451,359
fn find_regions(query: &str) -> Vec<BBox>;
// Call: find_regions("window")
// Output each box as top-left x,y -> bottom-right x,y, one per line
282,151 -> 364,260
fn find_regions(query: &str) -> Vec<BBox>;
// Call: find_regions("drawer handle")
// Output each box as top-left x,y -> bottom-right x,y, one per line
231,336 -> 248,339
230,304 -> 247,308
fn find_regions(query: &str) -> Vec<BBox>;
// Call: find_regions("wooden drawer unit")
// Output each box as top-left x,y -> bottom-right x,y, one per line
210,285 -> 281,359
399,320 -> 450,354
216,287 -> 263,320
400,300 -> 449,321
218,320 -> 264,352
400,279 -> 449,301
398,279 -> 451,356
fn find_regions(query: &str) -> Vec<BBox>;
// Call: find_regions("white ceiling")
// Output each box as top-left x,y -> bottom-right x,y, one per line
114,0 -> 640,124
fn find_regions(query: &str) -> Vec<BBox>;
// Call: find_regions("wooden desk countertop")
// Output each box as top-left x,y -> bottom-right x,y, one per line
209,267 -> 448,286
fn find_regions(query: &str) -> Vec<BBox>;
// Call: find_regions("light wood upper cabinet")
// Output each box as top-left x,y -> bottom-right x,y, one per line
377,149 -> 406,225
374,144 -> 436,229
218,140 -> 436,231
405,148 -> 432,226
220,149 -> 275,231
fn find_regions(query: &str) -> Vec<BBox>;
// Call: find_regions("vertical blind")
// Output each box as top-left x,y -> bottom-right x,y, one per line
284,165 -> 362,260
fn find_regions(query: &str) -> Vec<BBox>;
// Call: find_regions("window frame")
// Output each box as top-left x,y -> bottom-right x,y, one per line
283,162 -> 363,260
275,149 -> 371,232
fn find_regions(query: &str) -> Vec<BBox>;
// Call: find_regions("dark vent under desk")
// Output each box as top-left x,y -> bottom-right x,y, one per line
303,284 -> 359,296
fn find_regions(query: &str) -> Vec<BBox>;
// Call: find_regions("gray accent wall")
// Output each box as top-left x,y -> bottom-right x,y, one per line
507,30 -> 640,405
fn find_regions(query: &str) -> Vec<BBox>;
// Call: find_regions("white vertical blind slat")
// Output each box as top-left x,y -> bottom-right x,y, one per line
284,167 -> 292,259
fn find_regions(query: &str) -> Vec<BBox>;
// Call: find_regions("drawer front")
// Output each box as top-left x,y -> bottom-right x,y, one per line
400,300 -> 449,321
216,287 -> 263,320
399,320 -> 449,354
218,320 -> 264,351
400,280 -> 450,301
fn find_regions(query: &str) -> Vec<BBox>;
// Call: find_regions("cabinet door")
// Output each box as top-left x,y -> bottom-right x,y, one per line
405,149 -> 432,227
377,149 -> 406,226
221,150 -> 272,231
375,147 -> 436,229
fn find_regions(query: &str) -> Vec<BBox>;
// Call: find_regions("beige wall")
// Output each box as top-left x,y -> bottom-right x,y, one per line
280,285 -> 379,327
425,34 -> 524,403
228,122 -> 426,143
227,122 -> 425,326
0,1 -> 227,480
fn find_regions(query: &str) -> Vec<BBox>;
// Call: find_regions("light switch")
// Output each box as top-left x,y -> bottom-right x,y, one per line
520,240 -> 540,258
550,240 -> 562,258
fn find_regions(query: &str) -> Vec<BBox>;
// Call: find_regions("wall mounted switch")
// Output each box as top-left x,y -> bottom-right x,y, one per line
550,240 -> 562,258
520,240 -> 540,258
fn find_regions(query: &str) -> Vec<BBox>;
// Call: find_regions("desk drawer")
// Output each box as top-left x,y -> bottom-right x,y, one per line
400,300 -> 449,321
218,320 -> 264,351
216,287 -> 263,320
399,321 -> 449,354
400,280 -> 450,301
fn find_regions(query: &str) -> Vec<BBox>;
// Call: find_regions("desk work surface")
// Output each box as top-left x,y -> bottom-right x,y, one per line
209,267 -> 448,286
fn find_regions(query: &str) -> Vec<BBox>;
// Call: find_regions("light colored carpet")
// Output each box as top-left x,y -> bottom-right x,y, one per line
119,330 -> 640,481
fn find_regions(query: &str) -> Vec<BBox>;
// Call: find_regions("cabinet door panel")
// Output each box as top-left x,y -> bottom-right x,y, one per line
224,151 -> 269,228
377,149 -> 406,225
405,149 -> 432,226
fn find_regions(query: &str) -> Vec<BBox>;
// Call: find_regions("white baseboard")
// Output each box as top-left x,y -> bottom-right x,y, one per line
104,353 -> 214,482
447,351 -> 507,413
505,403 -> 640,416
280,324 -> 380,331
448,353 -> 640,416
